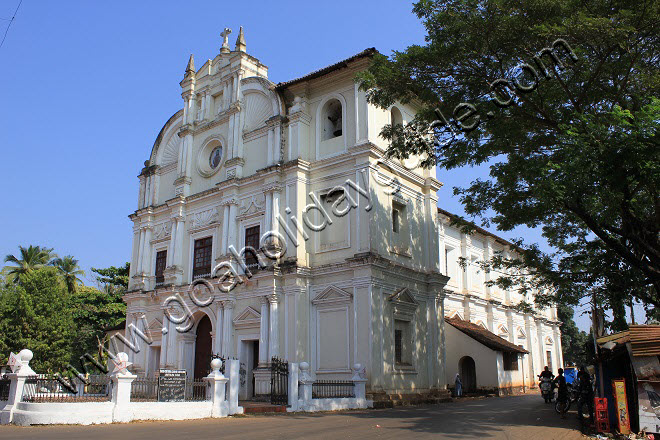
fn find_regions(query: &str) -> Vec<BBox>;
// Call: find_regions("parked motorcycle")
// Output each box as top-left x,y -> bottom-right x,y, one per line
539,376 -> 555,403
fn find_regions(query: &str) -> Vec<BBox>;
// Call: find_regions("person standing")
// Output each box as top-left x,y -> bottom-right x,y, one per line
455,373 -> 463,397
554,368 -> 569,419
577,366 -> 594,422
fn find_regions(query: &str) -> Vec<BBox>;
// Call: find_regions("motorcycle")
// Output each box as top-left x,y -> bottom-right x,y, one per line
539,376 -> 555,403
555,382 -> 579,414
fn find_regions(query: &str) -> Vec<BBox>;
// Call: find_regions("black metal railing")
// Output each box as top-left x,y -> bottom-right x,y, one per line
270,357 -> 288,405
130,375 -> 159,401
312,380 -> 355,398
185,379 -> 209,401
22,374 -> 111,402
0,374 -> 10,401
130,375 -> 211,402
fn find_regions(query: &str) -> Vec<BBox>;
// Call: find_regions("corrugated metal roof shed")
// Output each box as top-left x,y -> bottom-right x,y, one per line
628,325 -> 660,357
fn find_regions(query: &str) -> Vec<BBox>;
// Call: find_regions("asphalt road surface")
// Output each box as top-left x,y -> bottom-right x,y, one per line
0,394 -> 583,439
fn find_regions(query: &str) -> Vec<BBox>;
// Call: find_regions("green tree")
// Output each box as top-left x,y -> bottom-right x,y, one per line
53,255 -> 84,294
556,304 -> 590,366
3,245 -> 57,284
69,285 -> 126,364
358,0 -> 659,311
0,268 -> 73,372
91,263 -> 130,291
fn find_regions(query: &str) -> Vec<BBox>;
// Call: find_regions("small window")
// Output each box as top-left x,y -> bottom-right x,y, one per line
392,207 -> 400,233
321,99 -> 342,140
193,237 -> 213,280
546,350 -> 553,372
244,225 -> 261,268
444,248 -> 450,275
155,250 -> 167,286
394,329 -> 403,364
503,352 -> 519,371
392,201 -> 405,234
394,319 -> 412,366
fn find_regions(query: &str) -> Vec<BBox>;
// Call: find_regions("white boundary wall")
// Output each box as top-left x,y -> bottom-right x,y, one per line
0,351 -> 243,426
287,362 -> 373,413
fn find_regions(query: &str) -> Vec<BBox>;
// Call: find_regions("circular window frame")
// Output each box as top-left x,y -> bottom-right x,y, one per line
196,137 -> 225,178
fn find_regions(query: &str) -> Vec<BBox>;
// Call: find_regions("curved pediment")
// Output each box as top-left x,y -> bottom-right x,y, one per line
148,110 -> 184,167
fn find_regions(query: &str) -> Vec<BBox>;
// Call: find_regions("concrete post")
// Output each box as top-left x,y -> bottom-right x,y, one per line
298,362 -> 313,410
288,362 -> 299,411
226,359 -> 242,414
352,363 -> 367,401
110,353 -> 136,423
204,359 -> 228,418
0,349 -> 37,425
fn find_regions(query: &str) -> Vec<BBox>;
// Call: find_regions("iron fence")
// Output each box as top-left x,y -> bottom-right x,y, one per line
0,374 -> 10,401
130,375 -> 159,401
22,374 -> 111,402
312,380 -> 355,399
130,375 -> 210,402
185,379 -> 209,401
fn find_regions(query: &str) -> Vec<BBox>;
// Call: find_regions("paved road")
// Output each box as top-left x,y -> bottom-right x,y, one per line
0,394 -> 583,439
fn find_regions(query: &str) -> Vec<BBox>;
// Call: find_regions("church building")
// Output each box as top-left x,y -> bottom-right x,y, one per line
123,28 -> 562,401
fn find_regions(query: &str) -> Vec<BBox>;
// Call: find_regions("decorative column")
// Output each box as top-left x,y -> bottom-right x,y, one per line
164,208 -> 185,286
135,228 -> 145,274
461,234 -> 471,293
268,293 -> 279,359
226,199 -> 238,253
141,226 -> 153,290
159,309 -> 168,368
221,204 -> 230,254
214,302 -> 224,355
258,296 -> 270,366
221,300 -> 234,357
165,307 -> 177,367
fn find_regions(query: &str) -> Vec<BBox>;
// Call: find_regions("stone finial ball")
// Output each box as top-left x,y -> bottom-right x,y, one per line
18,349 -> 33,363
299,362 -> 309,371
211,358 -> 223,370
353,363 -> 362,371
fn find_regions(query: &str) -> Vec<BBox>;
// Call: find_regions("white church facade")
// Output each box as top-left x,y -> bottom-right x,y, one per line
123,29 -> 562,401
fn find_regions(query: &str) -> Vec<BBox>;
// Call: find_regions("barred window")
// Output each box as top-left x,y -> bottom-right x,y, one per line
193,237 -> 212,280
155,250 -> 167,285
244,226 -> 260,268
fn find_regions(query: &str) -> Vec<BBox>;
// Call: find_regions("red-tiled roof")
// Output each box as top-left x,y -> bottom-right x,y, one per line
445,316 -> 528,354
276,48 -> 378,89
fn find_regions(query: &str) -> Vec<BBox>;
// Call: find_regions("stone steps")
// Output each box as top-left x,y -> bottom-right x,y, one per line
367,390 -> 452,408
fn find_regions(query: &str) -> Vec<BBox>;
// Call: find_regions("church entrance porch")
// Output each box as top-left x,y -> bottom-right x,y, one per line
194,315 -> 213,379
238,339 -> 259,400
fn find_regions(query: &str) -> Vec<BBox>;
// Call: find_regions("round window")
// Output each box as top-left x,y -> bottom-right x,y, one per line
209,146 -> 223,169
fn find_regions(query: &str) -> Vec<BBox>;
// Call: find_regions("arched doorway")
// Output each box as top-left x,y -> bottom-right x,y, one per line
459,356 -> 477,393
194,315 -> 213,379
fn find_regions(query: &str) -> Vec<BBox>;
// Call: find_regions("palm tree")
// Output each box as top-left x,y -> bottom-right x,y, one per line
53,255 -> 84,293
3,245 -> 56,283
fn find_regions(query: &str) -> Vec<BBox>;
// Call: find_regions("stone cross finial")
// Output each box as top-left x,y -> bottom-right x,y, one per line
220,28 -> 232,53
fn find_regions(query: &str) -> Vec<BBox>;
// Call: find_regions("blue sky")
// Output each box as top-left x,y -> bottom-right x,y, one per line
0,0 -> 615,330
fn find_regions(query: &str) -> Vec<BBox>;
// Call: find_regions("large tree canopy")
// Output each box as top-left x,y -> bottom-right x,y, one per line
0,268 -> 74,372
358,0 -> 659,313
